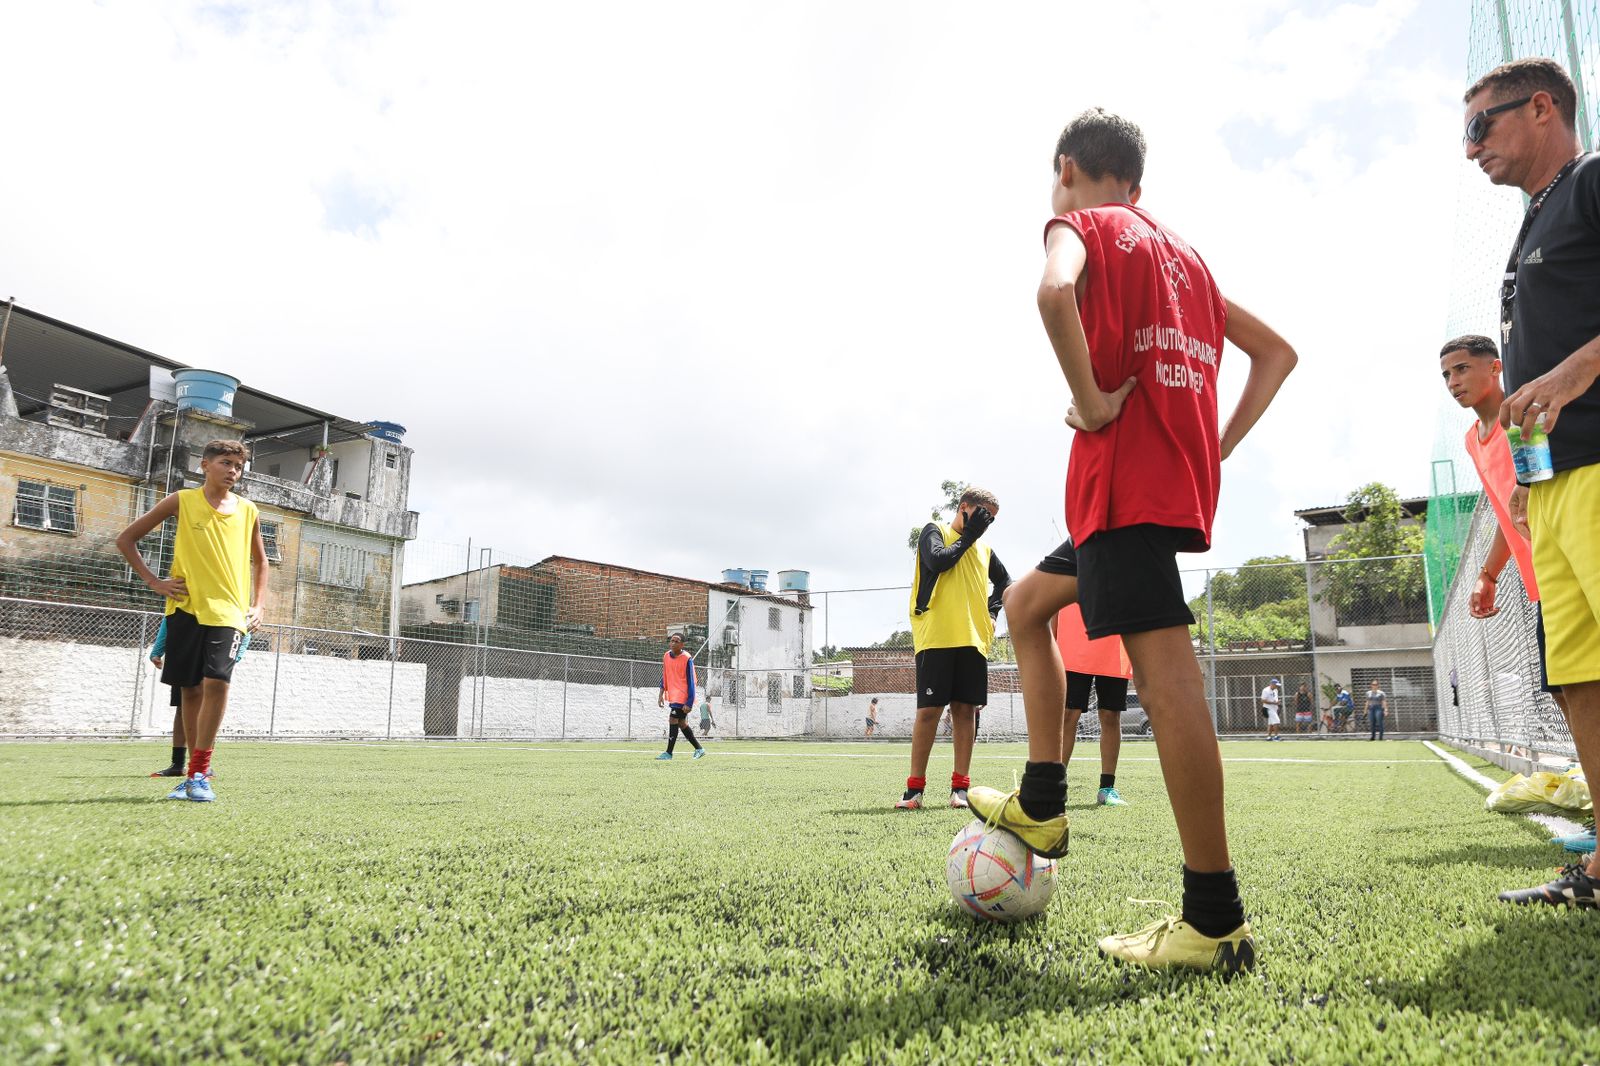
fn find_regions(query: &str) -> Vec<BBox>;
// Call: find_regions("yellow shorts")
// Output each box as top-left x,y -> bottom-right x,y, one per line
1530,463 -> 1600,686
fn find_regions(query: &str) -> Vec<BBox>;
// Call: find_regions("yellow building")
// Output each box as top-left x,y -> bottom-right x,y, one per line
0,304 -> 417,638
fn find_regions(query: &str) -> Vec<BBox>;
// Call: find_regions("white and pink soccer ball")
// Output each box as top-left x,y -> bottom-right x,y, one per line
946,818 -> 1057,922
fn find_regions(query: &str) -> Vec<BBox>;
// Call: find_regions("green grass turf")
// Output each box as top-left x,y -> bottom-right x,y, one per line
3,739 -> 1599,1064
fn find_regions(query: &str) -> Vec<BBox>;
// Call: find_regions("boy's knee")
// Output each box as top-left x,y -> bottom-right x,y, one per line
915,705 -> 943,722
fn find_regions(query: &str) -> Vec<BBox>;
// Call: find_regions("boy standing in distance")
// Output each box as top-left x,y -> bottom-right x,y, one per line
1440,334 -> 1585,850
116,440 -> 267,802
969,108 -> 1297,972
865,697 -> 879,738
896,487 -> 1010,810
656,634 -> 705,760
1293,683 -> 1315,734
1057,603 -> 1133,806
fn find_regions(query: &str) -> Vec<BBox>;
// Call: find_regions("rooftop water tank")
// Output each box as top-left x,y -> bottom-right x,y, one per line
369,421 -> 407,444
748,569 -> 769,592
172,369 -> 240,418
721,568 -> 750,587
777,570 -> 810,593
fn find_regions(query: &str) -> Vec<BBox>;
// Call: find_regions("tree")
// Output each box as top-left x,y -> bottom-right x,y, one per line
1189,555 -> 1308,647
1320,482 -> 1426,626
907,480 -> 969,550
874,628 -> 915,649
812,644 -> 848,664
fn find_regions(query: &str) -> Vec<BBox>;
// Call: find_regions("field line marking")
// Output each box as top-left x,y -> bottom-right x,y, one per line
1423,740 -> 1587,839
360,742 -> 1438,764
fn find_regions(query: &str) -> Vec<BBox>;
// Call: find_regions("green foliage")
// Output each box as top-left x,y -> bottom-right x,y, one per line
874,628 -> 915,648
3,741 -> 1595,1062
813,644 -> 848,664
907,480 -> 969,550
1322,482 -> 1427,625
1189,556 -> 1308,647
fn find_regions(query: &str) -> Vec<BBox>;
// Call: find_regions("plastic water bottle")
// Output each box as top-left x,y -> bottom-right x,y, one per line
1507,414 -> 1554,484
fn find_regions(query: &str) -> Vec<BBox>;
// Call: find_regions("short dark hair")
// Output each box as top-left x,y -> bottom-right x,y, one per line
1439,334 -> 1499,359
1465,57 -> 1578,130
959,486 -> 999,512
1052,108 -> 1146,188
202,439 -> 248,462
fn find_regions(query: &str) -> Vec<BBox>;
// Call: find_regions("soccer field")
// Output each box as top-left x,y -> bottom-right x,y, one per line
3,740 -> 1598,1064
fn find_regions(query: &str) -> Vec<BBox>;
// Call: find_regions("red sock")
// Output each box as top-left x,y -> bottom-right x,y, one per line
907,776 -> 927,792
188,748 -> 214,777
951,773 -> 971,791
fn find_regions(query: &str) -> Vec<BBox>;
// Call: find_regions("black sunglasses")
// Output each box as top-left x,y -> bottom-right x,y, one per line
1464,96 -> 1531,144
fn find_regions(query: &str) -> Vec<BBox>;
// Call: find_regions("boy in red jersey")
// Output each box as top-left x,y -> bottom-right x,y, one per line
969,109 -> 1297,972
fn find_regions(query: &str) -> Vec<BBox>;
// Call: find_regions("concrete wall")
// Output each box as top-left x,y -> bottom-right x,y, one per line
0,636 -> 427,736
459,675 -> 813,739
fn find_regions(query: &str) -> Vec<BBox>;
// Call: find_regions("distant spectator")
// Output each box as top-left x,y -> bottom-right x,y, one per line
1293,683 -> 1314,734
1332,686 -> 1354,732
865,697 -> 879,738
699,696 -> 716,739
1366,680 -> 1388,741
1260,679 -> 1282,741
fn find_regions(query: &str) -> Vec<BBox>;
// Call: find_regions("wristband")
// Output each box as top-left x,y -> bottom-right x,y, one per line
1479,570 -> 1498,583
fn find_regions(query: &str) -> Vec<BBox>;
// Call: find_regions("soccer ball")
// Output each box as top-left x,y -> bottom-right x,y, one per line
946,818 -> 1057,922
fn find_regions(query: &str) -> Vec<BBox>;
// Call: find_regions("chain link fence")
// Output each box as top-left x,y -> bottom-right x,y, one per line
1433,502 -> 1571,769
0,554 -> 1436,740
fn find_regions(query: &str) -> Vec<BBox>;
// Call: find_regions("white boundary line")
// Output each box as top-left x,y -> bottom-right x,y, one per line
358,741 -> 1442,764
1424,740 -> 1587,840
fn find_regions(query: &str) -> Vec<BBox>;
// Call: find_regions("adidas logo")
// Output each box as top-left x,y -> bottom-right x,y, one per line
1524,247 -> 1544,264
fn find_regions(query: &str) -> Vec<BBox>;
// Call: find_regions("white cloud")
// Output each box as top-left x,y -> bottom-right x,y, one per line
0,0 -> 1480,644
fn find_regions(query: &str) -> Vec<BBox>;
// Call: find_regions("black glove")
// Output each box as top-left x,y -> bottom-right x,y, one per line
963,506 -> 994,542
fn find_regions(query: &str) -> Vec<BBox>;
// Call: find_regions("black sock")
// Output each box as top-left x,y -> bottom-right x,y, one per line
667,724 -> 680,754
1018,761 -> 1067,820
1099,773 -> 1115,791
1181,866 -> 1246,938
171,746 -> 186,767
680,725 -> 701,750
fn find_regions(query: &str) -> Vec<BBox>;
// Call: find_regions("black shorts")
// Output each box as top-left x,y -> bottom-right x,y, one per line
1065,671 -> 1129,714
1534,602 -> 1561,694
914,647 -> 987,708
668,703 -> 690,722
159,609 -> 243,689
1035,525 -> 1195,640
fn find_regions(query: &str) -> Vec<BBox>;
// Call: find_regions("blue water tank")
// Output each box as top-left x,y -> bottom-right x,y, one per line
778,570 -> 810,593
748,569 -> 769,592
721,568 -> 749,587
369,421 -> 407,444
172,369 -> 241,417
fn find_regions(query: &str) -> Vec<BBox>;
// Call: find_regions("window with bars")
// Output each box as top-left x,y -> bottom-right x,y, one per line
768,606 -> 781,631
316,542 -> 373,589
259,520 -> 283,562
767,674 -> 783,703
13,480 -> 78,534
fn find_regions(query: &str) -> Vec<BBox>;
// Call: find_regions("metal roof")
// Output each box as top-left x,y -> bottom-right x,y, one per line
1294,498 -> 1429,527
0,303 -> 376,448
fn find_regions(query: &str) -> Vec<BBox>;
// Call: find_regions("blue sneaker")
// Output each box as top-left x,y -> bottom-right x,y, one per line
1097,787 -> 1129,807
186,773 -> 215,803
164,777 -> 190,801
692,748 -> 706,760
1557,831 -> 1597,853
655,752 -> 673,761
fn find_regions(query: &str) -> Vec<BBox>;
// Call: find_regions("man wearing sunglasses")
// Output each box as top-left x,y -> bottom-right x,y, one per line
1464,57 -> 1600,909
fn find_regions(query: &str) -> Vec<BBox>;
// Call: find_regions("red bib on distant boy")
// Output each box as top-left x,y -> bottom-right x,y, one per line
1046,204 -> 1227,551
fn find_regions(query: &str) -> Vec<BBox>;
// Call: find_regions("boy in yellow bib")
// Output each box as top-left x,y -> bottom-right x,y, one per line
117,439 -> 269,802
895,486 -> 1009,809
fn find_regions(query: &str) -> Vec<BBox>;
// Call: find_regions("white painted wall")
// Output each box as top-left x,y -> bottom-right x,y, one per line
0,637 -> 426,737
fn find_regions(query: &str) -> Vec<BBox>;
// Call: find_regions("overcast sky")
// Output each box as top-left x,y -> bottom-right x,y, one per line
0,0 -> 1519,645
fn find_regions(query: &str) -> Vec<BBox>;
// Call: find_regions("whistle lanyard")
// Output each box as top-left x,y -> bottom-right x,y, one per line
1501,155 -> 1585,349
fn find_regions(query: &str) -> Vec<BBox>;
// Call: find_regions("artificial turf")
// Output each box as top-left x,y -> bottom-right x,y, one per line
3,739 -> 1599,1064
